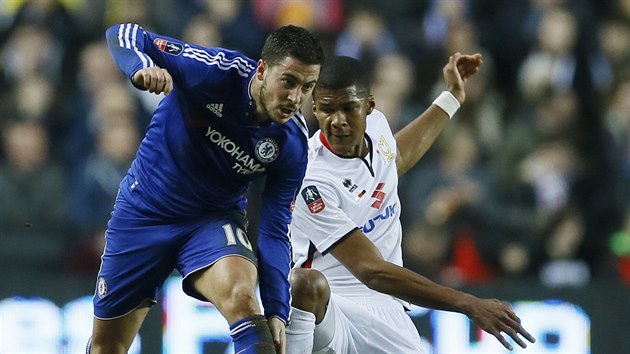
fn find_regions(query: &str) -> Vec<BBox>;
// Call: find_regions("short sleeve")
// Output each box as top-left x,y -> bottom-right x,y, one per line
291,180 -> 358,254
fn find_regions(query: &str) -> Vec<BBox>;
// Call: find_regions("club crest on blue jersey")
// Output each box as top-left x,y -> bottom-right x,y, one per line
301,185 -> 325,214
153,38 -> 183,56
255,138 -> 279,163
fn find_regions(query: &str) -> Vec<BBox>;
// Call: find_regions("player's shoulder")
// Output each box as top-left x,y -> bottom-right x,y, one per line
303,133 -> 340,177
288,111 -> 309,141
366,109 -> 395,140
307,129 -> 322,148
274,112 -> 309,154
208,47 -> 257,67
186,45 -> 257,79
366,109 -> 390,129
300,161 -> 337,196
306,130 -> 326,160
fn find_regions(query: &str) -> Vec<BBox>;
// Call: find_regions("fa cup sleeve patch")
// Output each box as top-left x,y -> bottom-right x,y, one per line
301,185 -> 326,214
153,38 -> 183,56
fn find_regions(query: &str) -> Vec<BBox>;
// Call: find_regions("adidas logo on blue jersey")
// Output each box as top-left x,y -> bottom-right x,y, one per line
206,103 -> 223,117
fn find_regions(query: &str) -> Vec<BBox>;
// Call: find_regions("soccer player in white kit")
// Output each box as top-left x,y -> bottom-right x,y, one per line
286,54 -> 536,353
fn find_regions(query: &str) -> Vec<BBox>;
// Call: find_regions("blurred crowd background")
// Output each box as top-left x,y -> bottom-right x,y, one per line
1,0 -> 630,292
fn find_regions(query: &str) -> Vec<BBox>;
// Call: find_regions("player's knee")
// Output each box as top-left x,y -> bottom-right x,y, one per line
290,268 -> 330,312
218,284 -> 259,320
89,337 -> 127,354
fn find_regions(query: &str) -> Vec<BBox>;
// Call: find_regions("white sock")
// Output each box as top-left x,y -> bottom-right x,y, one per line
286,307 -> 316,354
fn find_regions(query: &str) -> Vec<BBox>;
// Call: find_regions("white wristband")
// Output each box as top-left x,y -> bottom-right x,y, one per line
432,91 -> 460,119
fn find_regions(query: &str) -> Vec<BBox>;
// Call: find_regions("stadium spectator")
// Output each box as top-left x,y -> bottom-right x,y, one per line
0,119 -> 69,272
69,103 -> 140,238
199,0 -> 269,58
370,52 -> 419,131
609,207 -> 630,285
517,6 -> 580,102
6,74 -> 67,155
252,0 -> 344,35
535,206 -> 590,287
1,23 -> 63,85
333,8 -> 398,72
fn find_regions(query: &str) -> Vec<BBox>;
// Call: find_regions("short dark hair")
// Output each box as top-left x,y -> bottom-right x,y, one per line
261,25 -> 325,66
314,56 -> 370,97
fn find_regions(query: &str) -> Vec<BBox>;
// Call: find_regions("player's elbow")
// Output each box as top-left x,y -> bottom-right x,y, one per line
354,261 -> 393,292
105,24 -> 121,40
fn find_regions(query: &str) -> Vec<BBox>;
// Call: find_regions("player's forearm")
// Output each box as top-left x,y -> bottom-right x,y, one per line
364,260 -> 475,315
394,105 -> 450,176
259,166 -> 307,322
257,232 -> 292,323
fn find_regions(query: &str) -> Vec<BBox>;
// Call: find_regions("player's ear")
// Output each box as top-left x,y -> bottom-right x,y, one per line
256,59 -> 267,80
311,92 -> 319,113
366,95 -> 376,115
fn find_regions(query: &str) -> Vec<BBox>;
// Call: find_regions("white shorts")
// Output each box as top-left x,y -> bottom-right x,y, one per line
312,292 -> 426,354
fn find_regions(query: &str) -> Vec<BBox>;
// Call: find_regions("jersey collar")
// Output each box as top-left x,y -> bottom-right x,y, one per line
319,131 -> 372,157
318,131 -> 375,176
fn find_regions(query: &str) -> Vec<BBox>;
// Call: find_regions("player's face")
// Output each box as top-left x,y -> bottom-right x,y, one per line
255,57 -> 320,124
312,85 -> 375,157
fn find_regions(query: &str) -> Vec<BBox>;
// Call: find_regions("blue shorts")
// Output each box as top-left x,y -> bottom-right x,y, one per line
92,195 -> 256,319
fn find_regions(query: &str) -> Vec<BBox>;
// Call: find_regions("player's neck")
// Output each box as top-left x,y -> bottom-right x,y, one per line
359,136 -> 369,158
248,78 -> 271,125
250,113 -> 271,126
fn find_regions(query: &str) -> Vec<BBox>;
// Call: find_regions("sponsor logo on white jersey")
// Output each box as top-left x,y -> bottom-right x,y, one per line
371,182 -> 386,208
206,103 -> 223,117
342,178 -> 358,193
360,203 -> 398,233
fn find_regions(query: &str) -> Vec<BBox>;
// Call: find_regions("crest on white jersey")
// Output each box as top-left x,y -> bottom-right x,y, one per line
376,135 -> 395,162
255,138 -> 279,163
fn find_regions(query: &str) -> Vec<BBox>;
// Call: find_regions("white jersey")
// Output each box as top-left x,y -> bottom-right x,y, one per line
291,109 -> 403,298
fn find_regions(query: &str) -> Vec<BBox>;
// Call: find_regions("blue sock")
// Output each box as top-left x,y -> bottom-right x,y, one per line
230,315 -> 275,354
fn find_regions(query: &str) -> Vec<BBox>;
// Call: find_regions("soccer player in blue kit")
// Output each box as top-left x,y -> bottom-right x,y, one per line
87,23 -> 324,354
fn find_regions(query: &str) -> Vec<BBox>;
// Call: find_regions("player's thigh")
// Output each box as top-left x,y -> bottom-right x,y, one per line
313,293 -> 423,354
362,301 -> 424,353
177,213 -> 259,316
91,301 -> 151,352
311,293 -> 352,353
94,218 -> 178,319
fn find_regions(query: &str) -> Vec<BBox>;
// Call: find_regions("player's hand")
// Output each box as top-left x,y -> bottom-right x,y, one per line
268,316 -> 286,354
466,296 -> 536,350
442,52 -> 483,104
132,66 -> 173,95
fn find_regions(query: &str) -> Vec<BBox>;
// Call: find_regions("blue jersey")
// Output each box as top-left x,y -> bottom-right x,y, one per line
105,23 -> 309,322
